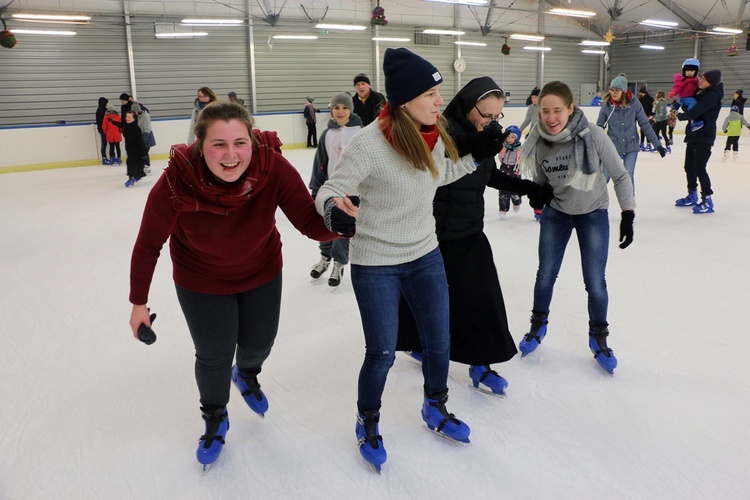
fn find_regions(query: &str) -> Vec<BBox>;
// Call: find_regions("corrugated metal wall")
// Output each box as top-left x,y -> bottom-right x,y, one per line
461,38 -> 537,106
699,37 -> 750,103
542,39 -> 601,103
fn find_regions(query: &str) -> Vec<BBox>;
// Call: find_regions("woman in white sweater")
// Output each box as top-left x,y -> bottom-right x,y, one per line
315,48 -> 505,472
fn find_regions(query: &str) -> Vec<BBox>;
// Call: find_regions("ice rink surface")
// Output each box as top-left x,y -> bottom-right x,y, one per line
1,139 -> 749,499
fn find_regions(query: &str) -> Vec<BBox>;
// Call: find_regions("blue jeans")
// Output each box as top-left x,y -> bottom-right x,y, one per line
351,247 -> 450,411
533,206 -> 610,326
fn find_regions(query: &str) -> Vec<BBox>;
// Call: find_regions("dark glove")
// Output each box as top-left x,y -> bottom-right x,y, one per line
324,197 -> 357,237
467,121 -> 507,161
619,210 -> 635,249
528,183 -> 554,210
138,312 -> 157,345
656,146 -> 666,158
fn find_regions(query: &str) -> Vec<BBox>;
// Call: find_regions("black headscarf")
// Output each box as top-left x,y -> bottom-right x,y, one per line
443,76 -> 503,129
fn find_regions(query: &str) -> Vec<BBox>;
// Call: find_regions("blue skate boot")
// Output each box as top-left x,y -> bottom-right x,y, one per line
469,365 -> 508,395
356,408 -> 387,473
124,177 -> 136,187
675,191 -> 698,207
692,196 -> 714,214
196,406 -> 229,471
231,365 -> 269,417
421,390 -> 471,443
589,324 -> 617,374
406,351 -> 423,363
101,158 -> 109,165
519,311 -> 548,357
690,119 -> 704,132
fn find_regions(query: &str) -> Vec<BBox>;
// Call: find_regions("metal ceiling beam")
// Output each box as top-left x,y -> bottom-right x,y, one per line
736,0 -> 749,23
655,0 -> 706,30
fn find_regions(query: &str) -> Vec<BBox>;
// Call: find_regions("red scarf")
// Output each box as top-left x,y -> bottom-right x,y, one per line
378,102 -> 440,151
611,90 -> 634,107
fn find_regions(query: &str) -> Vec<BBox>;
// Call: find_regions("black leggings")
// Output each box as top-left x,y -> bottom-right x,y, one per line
175,273 -> 282,408
725,136 -> 739,151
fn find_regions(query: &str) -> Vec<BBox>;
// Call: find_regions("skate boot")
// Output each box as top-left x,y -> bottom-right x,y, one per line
328,262 -> 344,287
498,211 -> 507,219
124,177 -> 136,187
115,157 -> 122,165
646,144 -> 653,152
675,191 -> 698,207
469,365 -> 508,395
421,390 -> 470,443
519,311 -> 548,357
406,351 -> 423,363
733,151 -> 738,160
690,119 -> 704,132
310,256 -> 331,280
589,324 -> 617,374
231,365 -> 269,417
692,196 -> 714,214
723,150 -> 729,160
356,408 -> 387,472
666,146 -> 671,154
108,157 -> 117,165
101,158 -> 109,165
512,195 -> 522,213
196,406 -> 229,471
639,144 -> 646,152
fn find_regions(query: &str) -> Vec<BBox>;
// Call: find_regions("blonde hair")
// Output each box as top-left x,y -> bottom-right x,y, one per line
379,106 -> 458,178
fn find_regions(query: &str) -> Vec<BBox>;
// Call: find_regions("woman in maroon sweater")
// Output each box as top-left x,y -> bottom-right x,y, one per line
128,101 -> 340,470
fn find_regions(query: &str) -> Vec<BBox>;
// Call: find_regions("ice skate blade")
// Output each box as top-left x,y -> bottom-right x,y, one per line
363,460 -> 382,474
468,384 -> 507,398
424,426 -> 471,445
201,463 -> 213,473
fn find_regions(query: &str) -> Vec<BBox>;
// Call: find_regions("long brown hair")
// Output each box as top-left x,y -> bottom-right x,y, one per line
190,101 -> 259,154
378,104 -> 458,179
603,88 -> 632,106
194,86 -> 218,105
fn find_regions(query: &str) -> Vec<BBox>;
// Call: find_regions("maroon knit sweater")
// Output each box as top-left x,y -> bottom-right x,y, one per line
129,138 -> 337,304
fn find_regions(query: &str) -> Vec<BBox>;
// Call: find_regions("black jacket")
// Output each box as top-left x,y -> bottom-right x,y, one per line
96,97 -> 108,133
352,90 -> 385,126
732,95 -> 746,115
639,93 -> 655,118
679,82 -> 724,146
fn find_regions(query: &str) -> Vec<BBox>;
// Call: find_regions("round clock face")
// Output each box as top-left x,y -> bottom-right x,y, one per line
453,58 -> 466,73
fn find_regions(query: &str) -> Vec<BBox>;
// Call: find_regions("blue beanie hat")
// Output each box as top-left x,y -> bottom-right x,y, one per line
609,73 -> 627,92
505,125 -> 522,139
383,48 -> 443,107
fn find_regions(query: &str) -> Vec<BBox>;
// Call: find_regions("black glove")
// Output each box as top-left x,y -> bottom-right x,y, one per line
467,121 -> 507,161
619,210 -> 635,249
138,312 -> 157,345
324,197 -> 357,237
656,146 -> 667,158
528,183 -> 554,210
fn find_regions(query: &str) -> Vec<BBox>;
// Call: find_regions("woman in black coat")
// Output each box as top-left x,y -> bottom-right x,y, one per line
397,77 -> 549,395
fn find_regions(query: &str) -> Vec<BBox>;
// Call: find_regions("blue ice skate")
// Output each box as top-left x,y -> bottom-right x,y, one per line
690,119 -> 704,132
469,365 -> 508,395
356,409 -> 387,473
101,158 -> 109,165
589,325 -> 617,374
421,391 -> 470,443
124,177 -> 136,187
196,407 -> 229,471
519,311 -> 548,357
692,196 -> 714,214
675,191 -> 698,207
231,365 -> 269,417
406,351 -> 423,363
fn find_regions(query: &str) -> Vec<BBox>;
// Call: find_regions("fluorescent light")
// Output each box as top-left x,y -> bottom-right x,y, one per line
372,37 -> 411,42
712,27 -> 743,34
181,18 -> 243,26
523,46 -> 551,51
12,13 -> 90,22
640,44 -> 665,50
425,0 -> 488,5
422,29 -> 465,35
315,23 -> 367,31
640,19 -> 678,28
12,29 -> 77,35
510,33 -> 545,41
548,8 -> 596,18
581,49 -> 606,54
580,40 -> 610,46
454,41 -> 487,46
271,35 -> 319,40
155,32 -> 208,38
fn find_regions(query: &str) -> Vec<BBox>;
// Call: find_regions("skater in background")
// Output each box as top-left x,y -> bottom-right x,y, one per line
519,88 -> 540,137
496,125 -> 525,218
731,89 -> 746,115
121,110 -> 146,187
352,73 -> 386,126
667,101 -> 679,149
227,91 -> 245,107
722,105 -> 750,160
651,91 -> 670,151
119,92 -> 134,120
525,85 -> 540,106
396,77 -> 549,397
590,92 -> 603,106
637,86 -> 655,151
596,73 -> 666,192
315,48 -> 506,471
518,80 -> 636,375
102,106 -> 122,165
675,69 -> 723,214
303,97 -> 320,148
95,97 -> 109,165
128,101 -> 341,470
308,92 -> 363,287
131,103 -> 155,173
187,87 -> 218,144
668,58 -> 703,132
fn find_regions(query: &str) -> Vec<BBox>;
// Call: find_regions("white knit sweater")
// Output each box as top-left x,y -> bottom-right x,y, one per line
315,121 -> 477,266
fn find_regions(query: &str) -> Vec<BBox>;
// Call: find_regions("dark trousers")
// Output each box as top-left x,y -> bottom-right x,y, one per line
683,143 -> 713,197
725,136 -> 740,152
668,125 -> 675,144
175,273 -> 283,409
99,131 -> 108,159
653,120 -> 669,145
639,122 -> 653,145
306,123 -> 317,148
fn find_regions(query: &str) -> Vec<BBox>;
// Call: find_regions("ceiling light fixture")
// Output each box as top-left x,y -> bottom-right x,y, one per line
579,40 -> 610,46
12,28 -> 77,35
271,35 -> 319,40
372,37 -> 412,42
422,29 -> 466,35
315,23 -> 367,30
523,46 -> 551,51
424,0 -> 488,5
640,44 -> 665,50
640,19 -> 678,28
509,33 -> 545,41
155,32 -> 209,38
712,26 -> 743,34
454,41 -> 487,46
581,49 -> 606,54
12,13 -> 91,23
181,18 -> 244,26
548,8 -> 596,18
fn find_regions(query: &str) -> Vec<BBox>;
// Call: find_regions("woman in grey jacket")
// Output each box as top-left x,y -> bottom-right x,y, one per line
596,73 -> 666,192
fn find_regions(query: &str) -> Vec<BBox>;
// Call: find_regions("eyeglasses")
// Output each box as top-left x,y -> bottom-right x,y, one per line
474,105 -> 503,121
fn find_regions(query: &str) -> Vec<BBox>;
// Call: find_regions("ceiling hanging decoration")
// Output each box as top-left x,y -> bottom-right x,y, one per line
371,1 -> 388,26
501,39 -> 511,55
0,16 -> 17,48
604,29 -> 615,43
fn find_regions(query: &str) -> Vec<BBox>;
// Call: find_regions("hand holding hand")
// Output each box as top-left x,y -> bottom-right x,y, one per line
619,210 -> 635,249
656,146 -> 667,158
528,183 -> 554,210
325,196 -> 358,237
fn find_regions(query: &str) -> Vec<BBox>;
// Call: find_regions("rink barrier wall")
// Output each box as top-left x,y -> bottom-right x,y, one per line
0,106 -> 726,174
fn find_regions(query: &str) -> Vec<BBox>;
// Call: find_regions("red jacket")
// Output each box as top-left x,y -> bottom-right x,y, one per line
129,135 -> 338,304
102,113 -> 122,143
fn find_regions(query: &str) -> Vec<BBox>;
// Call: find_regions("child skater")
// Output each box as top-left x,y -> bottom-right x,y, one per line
667,101 -> 680,152
722,105 -> 750,160
496,125 -> 524,218
669,58 -> 702,131
122,110 -> 146,187
102,107 -> 122,165
308,92 -> 363,287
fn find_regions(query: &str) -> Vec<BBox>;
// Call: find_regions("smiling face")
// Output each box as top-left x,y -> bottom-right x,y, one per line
539,94 -> 574,136
403,84 -> 444,127
354,82 -> 371,100
468,95 -> 504,131
331,104 -> 351,127
124,111 -> 136,124
201,119 -> 253,183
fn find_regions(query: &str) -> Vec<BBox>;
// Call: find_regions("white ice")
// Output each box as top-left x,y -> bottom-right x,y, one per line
1,142 -> 748,499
